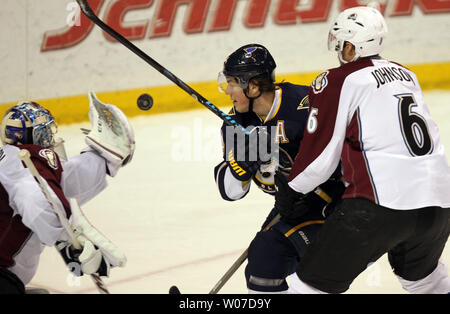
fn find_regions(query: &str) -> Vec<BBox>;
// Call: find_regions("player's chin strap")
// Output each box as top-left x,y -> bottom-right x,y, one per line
244,88 -> 262,114
249,98 -> 254,113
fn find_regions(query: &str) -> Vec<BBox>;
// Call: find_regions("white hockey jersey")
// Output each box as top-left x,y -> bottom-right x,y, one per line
289,57 -> 450,210
0,144 -> 107,284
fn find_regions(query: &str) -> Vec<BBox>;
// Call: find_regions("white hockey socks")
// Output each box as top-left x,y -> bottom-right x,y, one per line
287,273 -> 328,294
397,260 -> 450,294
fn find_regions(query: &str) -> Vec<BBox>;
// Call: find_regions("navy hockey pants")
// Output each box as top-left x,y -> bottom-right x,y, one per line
245,215 -> 324,292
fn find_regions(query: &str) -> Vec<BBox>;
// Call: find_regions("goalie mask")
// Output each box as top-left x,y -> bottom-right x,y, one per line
218,43 -> 276,93
1,101 -> 57,148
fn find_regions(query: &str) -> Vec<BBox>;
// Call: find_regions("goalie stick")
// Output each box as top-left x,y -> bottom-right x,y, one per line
18,149 -> 110,295
75,0 -> 248,135
169,213 -> 281,294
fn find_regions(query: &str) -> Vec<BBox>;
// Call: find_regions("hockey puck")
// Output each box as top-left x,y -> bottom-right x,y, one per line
137,93 -> 153,110
169,286 -> 181,294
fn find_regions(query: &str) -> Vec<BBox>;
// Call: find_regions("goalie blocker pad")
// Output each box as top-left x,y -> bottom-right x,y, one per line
85,92 -> 135,177
56,199 -> 126,277
70,198 -> 127,270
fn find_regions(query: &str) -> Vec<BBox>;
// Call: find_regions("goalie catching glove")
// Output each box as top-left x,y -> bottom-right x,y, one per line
83,92 -> 135,177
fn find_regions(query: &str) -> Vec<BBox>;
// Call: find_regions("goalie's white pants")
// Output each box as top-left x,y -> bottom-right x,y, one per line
287,260 -> 450,294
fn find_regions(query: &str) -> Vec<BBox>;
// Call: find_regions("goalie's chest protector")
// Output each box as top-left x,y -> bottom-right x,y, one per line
221,82 -> 310,162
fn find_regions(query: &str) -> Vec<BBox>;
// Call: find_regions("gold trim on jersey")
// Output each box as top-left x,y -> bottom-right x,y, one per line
253,172 -> 274,185
275,120 -> 289,144
284,220 -> 325,237
313,187 -> 332,203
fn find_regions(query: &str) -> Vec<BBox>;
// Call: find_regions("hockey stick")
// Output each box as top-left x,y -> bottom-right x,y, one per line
76,0 -> 247,134
209,213 -> 281,294
169,213 -> 281,294
205,179 -> 336,293
18,149 -> 110,294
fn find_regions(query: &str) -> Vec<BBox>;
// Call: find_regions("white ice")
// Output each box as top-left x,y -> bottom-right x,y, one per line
29,90 -> 450,294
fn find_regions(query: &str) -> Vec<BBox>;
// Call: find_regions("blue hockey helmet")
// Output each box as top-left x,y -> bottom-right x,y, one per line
218,43 -> 276,92
1,101 -> 57,148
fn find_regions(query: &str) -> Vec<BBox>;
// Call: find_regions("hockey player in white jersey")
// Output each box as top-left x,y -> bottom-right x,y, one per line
274,5 -> 450,293
0,94 -> 134,294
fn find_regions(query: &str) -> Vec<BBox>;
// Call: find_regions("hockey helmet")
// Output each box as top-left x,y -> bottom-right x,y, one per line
1,101 -> 57,148
328,6 -> 387,61
218,44 -> 276,93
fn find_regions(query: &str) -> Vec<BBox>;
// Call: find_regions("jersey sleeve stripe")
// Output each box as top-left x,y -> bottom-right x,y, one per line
342,109 -> 379,203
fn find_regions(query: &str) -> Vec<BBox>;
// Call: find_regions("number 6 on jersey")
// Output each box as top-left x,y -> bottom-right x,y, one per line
307,107 -> 319,134
396,93 -> 433,157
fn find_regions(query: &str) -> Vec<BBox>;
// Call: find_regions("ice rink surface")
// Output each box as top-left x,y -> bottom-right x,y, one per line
29,90 -> 450,294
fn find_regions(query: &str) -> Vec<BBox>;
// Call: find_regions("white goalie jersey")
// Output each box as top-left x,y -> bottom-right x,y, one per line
0,144 -> 107,284
289,57 -> 450,210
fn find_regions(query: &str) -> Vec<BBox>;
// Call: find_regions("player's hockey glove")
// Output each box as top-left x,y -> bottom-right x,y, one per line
225,126 -> 273,182
274,171 -> 309,224
56,236 -> 111,277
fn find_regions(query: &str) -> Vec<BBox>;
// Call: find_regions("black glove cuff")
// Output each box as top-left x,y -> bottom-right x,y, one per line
56,241 -> 84,277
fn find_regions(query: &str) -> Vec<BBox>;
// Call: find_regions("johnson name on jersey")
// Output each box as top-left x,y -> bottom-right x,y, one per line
289,56 -> 450,210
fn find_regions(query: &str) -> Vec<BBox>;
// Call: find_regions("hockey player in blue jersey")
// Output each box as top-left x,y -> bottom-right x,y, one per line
214,44 -> 345,293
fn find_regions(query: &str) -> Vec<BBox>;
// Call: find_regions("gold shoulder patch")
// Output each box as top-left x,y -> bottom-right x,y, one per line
311,71 -> 329,94
39,149 -> 59,170
297,95 -> 309,110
